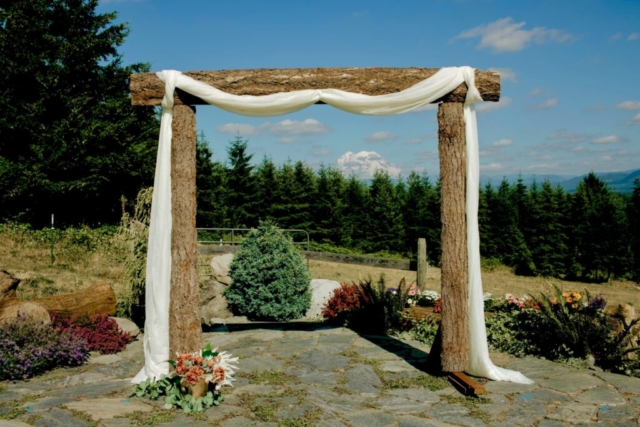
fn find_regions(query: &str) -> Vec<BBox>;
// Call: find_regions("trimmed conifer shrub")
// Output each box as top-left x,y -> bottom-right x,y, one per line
224,221 -> 310,321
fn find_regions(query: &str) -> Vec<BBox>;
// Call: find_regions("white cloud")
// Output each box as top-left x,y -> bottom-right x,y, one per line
529,88 -> 544,96
476,96 -> 511,114
488,68 -> 517,82
592,135 -> 622,144
365,131 -> 398,142
601,155 -> 613,161
615,100 -> 640,110
268,118 -> 330,135
547,130 -> 588,144
480,163 -> 503,171
453,17 -> 575,53
406,138 -> 423,145
216,123 -> 262,136
278,137 -> 296,144
628,112 -> 640,125
492,138 -> 513,147
609,32 -> 623,42
535,98 -> 558,110
587,103 -> 604,111
540,155 -> 553,160
571,146 -> 585,152
628,33 -> 640,41
310,150 -> 331,157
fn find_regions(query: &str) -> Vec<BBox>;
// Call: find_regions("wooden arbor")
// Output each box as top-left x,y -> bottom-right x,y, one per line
130,67 -> 501,373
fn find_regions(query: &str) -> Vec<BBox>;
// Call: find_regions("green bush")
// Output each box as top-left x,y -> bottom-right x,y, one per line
224,222 -> 310,321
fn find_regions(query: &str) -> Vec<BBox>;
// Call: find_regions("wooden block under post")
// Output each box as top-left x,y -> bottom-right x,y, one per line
447,372 -> 486,397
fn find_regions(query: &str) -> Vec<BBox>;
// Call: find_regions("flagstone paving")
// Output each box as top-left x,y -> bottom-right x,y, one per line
1,323 -> 639,426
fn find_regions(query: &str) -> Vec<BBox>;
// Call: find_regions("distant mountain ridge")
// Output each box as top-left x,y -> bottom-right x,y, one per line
481,168 -> 640,193
336,151 -> 402,179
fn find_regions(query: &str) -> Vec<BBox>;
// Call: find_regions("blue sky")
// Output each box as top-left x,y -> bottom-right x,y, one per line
99,0 -> 640,178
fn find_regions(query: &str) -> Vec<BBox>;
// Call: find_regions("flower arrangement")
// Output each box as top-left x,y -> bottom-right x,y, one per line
171,343 -> 237,389
132,343 -> 238,414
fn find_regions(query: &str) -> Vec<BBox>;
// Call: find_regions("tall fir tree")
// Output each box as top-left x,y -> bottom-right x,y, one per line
366,170 -> 405,253
0,0 -> 159,226
270,160 -> 315,230
225,137 -> 256,228
254,156 -> 278,222
629,179 -> 640,281
312,165 -> 345,244
491,179 -> 530,269
195,132 -> 227,229
568,173 -> 630,281
511,176 -> 536,275
529,181 -> 567,277
340,175 -> 370,250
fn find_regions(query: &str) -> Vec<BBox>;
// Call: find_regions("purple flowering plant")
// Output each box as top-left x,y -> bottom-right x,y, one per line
0,314 -> 89,381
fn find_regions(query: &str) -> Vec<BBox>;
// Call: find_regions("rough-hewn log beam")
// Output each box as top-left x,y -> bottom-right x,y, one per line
130,68 -> 500,106
437,102 -> 469,373
169,104 -> 202,357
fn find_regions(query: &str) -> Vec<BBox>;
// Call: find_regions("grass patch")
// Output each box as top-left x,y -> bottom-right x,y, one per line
0,406 -> 27,420
65,408 -> 99,427
250,402 -> 279,422
277,408 -> 323,427
381,374 -> 449,391
240,370 -> 298,386
126,410 -> 176,426
440,394 -> 492,424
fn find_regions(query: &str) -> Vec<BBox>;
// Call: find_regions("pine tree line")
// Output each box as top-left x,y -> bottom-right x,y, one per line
198,136 -> 640,283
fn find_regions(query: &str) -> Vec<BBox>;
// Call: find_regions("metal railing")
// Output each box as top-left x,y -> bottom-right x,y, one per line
196,227 -> 311,270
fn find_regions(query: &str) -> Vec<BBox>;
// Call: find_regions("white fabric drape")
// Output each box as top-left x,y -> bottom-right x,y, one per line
132,66 -> 533,385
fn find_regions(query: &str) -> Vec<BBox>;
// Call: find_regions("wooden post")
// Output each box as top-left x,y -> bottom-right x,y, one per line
169,104 -> 202,357
417,238 -> 428,291
437,102 -> 469,373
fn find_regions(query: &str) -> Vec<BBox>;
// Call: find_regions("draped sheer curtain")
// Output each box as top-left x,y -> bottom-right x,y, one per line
132,66 -> 533,385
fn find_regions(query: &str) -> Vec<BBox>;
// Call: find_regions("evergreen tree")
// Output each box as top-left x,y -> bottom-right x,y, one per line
0,0 -> 159,226
340,175 -> 370,250
491,179 -> 530,269
478,183 -> 498,259
403,172 -> 441,261
568,173 -> 630,281
225,137 -> 256,228
195,132 -> 227,229
366,170 -> 404,253
312,165 -> 345,244
254,156 -> 278,221
529,181 -> 567,277
511,176 -> 536,275
629,179 -> 640,281
271,160 -> 315,230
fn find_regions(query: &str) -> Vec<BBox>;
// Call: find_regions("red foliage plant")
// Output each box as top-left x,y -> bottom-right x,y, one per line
322,283 -> 363,321
51,313 -> 134,354
433,297 -> 442,313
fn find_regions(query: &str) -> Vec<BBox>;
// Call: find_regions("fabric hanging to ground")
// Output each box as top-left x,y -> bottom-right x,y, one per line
133,66 -> 533,385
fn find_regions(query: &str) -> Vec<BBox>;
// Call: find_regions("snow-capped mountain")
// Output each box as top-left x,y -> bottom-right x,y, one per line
336,151 -> 402,180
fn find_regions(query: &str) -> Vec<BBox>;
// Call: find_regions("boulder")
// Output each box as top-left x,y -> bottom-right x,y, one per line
201,295 -> 233,325
305,279 -> 342,319
210,253 -> 234,285
112,317 -> 140,338
199,279 -> 228,305
17,302 -> 51,325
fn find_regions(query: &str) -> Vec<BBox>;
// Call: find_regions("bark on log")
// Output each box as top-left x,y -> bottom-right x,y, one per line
130,68 -> 500,106
437,102 -> 469,373
1,270 -> 20,300
0,283 -> 116,324
169,104 -> 203,357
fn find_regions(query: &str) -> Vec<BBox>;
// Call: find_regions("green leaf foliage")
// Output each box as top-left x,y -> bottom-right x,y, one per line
0,0 -> 159,227
224,221 -> 311,321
